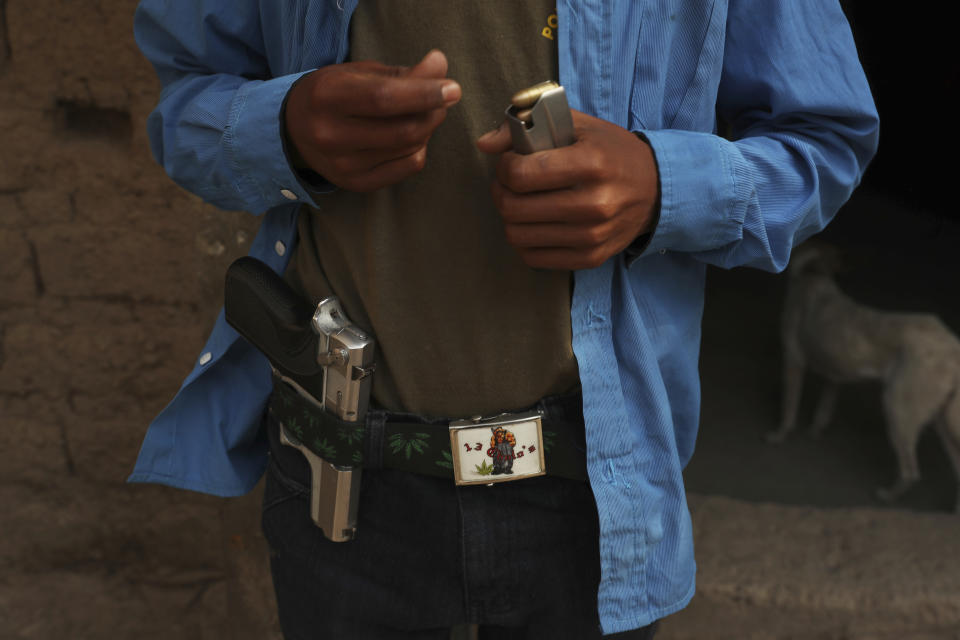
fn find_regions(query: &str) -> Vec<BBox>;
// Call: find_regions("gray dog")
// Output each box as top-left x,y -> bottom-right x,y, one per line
766,244 -> 960,512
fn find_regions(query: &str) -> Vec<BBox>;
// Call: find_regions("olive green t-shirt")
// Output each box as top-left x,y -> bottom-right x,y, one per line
285,1 -> 579,417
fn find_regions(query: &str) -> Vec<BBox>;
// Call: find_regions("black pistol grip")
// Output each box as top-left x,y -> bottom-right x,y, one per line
224,257 -> 322,378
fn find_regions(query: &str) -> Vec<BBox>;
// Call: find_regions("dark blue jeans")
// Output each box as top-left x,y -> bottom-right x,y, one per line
262,409 -> 658,639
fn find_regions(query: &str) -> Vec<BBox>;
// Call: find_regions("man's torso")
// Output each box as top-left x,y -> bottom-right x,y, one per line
285,0 -> 580,417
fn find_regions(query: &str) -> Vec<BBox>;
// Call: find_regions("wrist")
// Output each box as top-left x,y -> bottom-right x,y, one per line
279,72 -> 336,195
281,75 -> 312,171
626,131 -> 662,258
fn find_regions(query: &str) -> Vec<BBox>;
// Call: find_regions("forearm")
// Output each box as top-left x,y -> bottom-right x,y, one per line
640,114 -> 876,271
135,1 -> 323,214
146,71 -> 321,213
637,0 -> 879,272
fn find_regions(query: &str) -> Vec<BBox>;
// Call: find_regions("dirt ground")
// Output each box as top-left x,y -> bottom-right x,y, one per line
2,1 -> 959,638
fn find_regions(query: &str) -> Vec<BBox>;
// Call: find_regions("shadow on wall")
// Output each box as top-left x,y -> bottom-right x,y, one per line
55,99 -> 133,143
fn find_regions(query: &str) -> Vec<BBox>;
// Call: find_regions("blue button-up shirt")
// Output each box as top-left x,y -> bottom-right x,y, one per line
130,0 -> 878,633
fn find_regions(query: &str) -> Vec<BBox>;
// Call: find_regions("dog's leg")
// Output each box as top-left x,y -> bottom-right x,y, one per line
767,354 -> 805,444
876,419 -> 923,504
809,381 -> 839,439
934,417 -> 960,514
876,360 -> 943,504
933,388 -> 960,514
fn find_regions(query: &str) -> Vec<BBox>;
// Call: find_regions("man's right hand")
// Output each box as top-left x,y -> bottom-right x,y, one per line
283,49 -> 461,193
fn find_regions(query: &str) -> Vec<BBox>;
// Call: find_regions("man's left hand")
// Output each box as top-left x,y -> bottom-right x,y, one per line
476,110 -> 658,270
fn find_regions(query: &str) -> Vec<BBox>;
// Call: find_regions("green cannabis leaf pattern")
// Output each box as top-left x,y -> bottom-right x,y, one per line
312,437 -> 336,459
302,409 -> 320,431
388,432 -> 431,460
336,422 -> 365,446
285,417 -> 304,441
435,450 -> 453,470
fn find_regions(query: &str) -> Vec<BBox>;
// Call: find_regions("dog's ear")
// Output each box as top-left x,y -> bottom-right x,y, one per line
788,243 -> 823,277
819,243 -> 851,276
819,243 -> 845,274
788,241 -> 844,278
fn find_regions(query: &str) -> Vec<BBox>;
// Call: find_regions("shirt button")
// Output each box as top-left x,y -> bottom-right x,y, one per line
199,352 -> 212,366
280,189 -> 298,200
659,249 -> 667,255
274,240 -> 286,257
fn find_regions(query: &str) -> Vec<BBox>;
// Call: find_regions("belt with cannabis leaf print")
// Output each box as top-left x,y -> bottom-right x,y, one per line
268,374 -> 589,482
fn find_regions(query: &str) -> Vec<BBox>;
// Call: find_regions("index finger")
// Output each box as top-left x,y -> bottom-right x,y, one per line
335,72 -> 462,117
496,142 -> 600,194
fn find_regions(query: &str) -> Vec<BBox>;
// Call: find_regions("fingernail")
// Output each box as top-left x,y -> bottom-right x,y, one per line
442,81 -> 461,104
477,121 -> 505,142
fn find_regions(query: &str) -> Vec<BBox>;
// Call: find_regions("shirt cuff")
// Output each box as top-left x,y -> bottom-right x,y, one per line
624,132 -> 662,262
225,70 -> 332,213
635,128 -> 751,258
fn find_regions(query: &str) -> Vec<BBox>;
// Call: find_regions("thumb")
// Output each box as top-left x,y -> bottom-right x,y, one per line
476,120 -> 512,154
361,50 -> 448,79
406,49 -> 449,79
406,49 -> 461,106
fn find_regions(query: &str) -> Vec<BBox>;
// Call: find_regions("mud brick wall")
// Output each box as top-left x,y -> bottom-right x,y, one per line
0,1 -> 274,637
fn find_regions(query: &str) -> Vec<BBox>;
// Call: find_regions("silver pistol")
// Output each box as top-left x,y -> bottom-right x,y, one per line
224,257 -> 375,542
280,297 -> 374,541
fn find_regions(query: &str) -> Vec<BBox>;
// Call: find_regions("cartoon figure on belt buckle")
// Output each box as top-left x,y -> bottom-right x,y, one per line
449,412 -> 545,485
489,426 -> 517,475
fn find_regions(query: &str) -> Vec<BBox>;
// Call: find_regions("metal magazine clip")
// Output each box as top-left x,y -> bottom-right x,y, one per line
505,81 -> 576,154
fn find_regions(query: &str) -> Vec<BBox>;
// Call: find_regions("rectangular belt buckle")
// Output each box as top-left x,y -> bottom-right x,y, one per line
448,411 -> 546,486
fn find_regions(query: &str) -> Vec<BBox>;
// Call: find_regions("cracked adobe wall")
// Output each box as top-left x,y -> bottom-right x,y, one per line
0,0 -> 263,487
0,1 -> 271,638
0,0 -> 261,479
